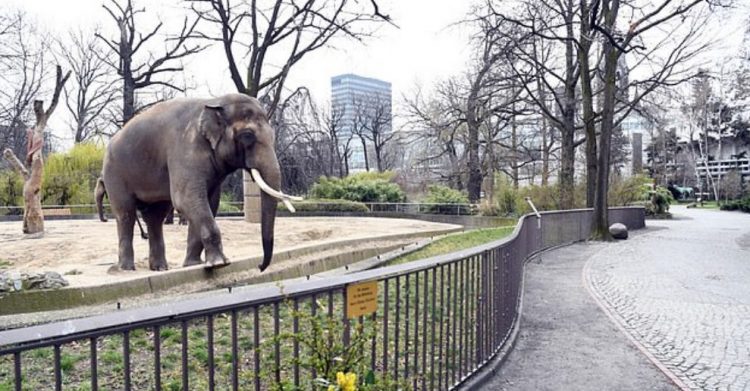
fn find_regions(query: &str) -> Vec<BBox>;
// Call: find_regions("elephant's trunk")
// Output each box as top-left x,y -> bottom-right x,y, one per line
252,156 -> 282,272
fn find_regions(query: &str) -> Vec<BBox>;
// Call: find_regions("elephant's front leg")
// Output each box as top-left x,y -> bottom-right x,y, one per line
182,189 -> 221,267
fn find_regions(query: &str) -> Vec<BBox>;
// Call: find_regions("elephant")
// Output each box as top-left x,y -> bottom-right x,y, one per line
95,93 -> 300,272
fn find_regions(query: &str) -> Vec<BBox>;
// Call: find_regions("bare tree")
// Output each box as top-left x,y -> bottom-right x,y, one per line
97,0 -> 204,124
189,0 -> 391,115
58,28 -> 118,142
3,66 -> 70,234
589,0 -> 718,238
0,12 -> 46,160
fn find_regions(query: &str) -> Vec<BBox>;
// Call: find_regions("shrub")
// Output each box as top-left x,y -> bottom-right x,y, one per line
309,172 -> 405,203
283,198 -> 370,213
421,184 -> 472,214
42,143 -> 105,206
0,170 -> 23,213
609,174 -> 652,206
720,197 -> 750,213
218,192 -> 241,212
642,184 -> 674,216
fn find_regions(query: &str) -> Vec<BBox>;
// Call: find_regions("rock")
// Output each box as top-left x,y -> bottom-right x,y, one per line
22,271 -> 69,290
609,223 -> 628,240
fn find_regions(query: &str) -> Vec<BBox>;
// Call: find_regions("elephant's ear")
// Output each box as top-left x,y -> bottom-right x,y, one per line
200,103 -> 226,150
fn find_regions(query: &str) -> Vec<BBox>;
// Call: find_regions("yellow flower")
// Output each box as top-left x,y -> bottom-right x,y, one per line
327,386 -> 336,391
335,371 -> 357,391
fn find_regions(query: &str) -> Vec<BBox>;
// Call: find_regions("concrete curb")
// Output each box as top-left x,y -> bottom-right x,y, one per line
0,227 -> 461,315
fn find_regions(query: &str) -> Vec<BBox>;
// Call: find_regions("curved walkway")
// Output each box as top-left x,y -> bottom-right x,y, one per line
487,243 -> 676,390
586,207 -> 750,390
487,206 -> 750,391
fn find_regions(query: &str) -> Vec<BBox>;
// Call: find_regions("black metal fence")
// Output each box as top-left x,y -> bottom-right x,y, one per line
0,207 -> 645,390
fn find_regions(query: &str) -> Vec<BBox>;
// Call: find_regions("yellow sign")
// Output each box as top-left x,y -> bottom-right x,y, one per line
346,281 -> 378,319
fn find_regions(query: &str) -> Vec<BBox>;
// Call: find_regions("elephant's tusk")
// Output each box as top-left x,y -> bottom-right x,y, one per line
250,168 -> 303,213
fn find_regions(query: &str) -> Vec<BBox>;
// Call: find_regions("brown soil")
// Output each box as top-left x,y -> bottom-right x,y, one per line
0,217 -> 458,288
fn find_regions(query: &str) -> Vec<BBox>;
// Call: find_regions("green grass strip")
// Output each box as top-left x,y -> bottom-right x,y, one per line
389,226 -> 516,266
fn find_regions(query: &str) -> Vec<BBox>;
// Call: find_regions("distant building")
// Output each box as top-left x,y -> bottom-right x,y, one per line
620,112 -> 653,176
331,73 -> 392,172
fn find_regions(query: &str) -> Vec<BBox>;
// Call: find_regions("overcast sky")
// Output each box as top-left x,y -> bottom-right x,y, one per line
4,0 -> 749,147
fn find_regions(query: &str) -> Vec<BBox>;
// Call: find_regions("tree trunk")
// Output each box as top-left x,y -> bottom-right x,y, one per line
541,119 -> 549,186
579,2 -> 597,208
511,101 -> 519,189
558,3 -> 577,210
591,0 -> 620,240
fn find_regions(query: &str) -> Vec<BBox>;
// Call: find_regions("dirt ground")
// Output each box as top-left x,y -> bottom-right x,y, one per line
0,217 -> 458,287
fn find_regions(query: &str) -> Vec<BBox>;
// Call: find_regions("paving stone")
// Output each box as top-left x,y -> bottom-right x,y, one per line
586,207 -> 750,391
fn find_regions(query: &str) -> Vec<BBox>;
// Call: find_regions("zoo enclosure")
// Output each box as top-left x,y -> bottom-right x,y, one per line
0,207 -> 645,390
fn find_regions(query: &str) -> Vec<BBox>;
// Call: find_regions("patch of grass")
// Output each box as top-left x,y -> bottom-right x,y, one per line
0,259 -> 11,270
388,226 -> 516,265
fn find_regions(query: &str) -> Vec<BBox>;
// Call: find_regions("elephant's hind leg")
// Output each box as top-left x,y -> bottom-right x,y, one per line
113,203 -> 137,271
142,201 -> 172,271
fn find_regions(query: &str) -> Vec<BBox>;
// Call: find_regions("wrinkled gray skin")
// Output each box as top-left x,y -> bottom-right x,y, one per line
98,93 -> 281,271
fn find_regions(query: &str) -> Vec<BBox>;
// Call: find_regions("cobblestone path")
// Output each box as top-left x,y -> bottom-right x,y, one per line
586,207 -> 750,391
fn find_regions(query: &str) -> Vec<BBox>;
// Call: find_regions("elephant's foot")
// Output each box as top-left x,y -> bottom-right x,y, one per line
149,258 -> 169,271
205,252 -> 229,268
183,257 -> 203,267
118,261 -> 136,271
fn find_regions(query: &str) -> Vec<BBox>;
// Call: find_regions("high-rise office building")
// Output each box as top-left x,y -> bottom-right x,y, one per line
331,73 -> 392,172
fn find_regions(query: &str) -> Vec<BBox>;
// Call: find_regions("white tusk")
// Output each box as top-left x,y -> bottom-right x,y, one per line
250,168 -> 303,213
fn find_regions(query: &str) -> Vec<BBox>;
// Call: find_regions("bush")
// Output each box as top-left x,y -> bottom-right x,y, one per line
218,192 -> 241,212
609,174 -> 652,206
642,184 -> 674,216
309,172 -> 405,203
0,170 -> 23,213
284,199 -> 370,213
720,197 -> 750,213
42,143 -> 105,206
421,185 -> 473,214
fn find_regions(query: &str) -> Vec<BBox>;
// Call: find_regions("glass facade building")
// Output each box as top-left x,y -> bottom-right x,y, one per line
331,73 -> 392,172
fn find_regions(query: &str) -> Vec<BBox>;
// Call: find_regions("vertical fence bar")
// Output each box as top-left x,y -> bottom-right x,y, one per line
274,302 -> 281,385
293,298 -> 300,388
460,256 -> 467,377
383,278 -> 390,376
343,290 -> 351,347
310,295 -> 318,382
181,321 -> 188,391
430,266 -> 438,390
370,310 -> 377,371
154,326 -> 161,391
451,261 -> 461,384
124,330 -> 131,391
53,344 -> 61,391
394,275 -> 401,382
90,337 -> 98,391
207,315 -> 215,391
253,307 -> 261,391
436,264 -> 445,390
472,255 -> 478,370
412,272 -> 420,389
404,274 -> 410,380
14,351 -> 21,391
443,263 -> 454,388
231,310 -> 239,391
420,269 -> 429,390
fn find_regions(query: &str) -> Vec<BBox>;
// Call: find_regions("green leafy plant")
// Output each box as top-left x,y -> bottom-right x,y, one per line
285,199 -> 370,213
421,185 -> 471,214
310,172 -> 405,203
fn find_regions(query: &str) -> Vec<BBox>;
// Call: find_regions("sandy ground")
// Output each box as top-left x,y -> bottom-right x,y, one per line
0,217 -> 458,287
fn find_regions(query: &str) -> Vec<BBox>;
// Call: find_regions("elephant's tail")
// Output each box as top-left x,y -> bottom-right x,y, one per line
95,177 -> 107,222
